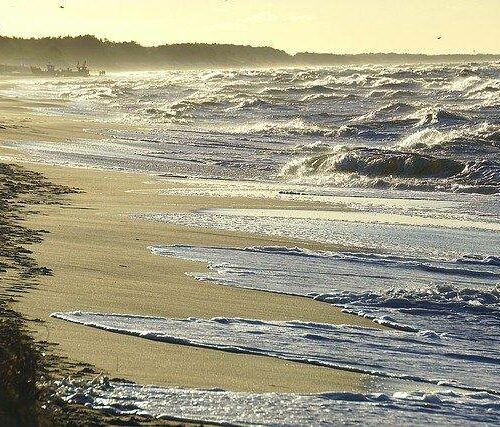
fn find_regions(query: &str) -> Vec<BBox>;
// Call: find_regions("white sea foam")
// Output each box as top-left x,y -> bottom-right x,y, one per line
52,377 -> 500,426
149,244 -> 500,352
50,312 -> 500,394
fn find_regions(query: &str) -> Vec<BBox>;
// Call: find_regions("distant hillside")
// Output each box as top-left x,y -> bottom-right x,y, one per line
1,35 -> 499,70
0,35 -> 290,69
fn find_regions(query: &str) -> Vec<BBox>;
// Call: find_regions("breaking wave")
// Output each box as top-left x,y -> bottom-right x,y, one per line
301,92 -> 359,102
261,84 -> 336,96
397,123 -> 500,151
353,102 -> 417,123
408,108 -> 470,127
281,146 -> 458,186
239,118 -> 339,137
5,62 -> 500,194
281,145 -> 499,193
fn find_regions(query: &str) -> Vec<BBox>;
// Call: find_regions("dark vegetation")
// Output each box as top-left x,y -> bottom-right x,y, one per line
0,35 -> 289,69
0,306 -> 105,426
1,35 -> 499,71
0,307 -> 40,425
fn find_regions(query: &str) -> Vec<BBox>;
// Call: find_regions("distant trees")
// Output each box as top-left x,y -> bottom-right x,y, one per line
0,35 -> 292,69
0,35 -> 498,69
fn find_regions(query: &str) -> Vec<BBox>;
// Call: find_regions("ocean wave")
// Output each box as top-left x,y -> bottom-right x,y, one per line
468,80 -> 500,97
169,95 -> 223,112
291,140 -> 335,153
453,160 -> 500,193
301,92 -> 359,102
280,146 -> 499,193
280,146 -> 464,179
261,84 -> 335,96
352,102 -> 417,123
448,76 -> 483,92
7,65 -> 500,195
144,106 -> 185,120
140,93 -> 233,120
351,107 -> 470,131
397,123 -> 500,151
60,84 -> 130,100
372,78 -> 421,90
232,97 -> 274,109
407,108 -> 470,127
239,118 -> 338,137
318,284 -> 500,317
367,89 -> 418,99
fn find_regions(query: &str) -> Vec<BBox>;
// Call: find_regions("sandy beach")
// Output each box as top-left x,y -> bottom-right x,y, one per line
1,95 -> 379,393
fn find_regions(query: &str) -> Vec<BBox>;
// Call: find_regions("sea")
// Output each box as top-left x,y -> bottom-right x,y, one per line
3,62 -> 500,425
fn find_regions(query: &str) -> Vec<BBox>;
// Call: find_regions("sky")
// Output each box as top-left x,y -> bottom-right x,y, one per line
0,0 -> 499,54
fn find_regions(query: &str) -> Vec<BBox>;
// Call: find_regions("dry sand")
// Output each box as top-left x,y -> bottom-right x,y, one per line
1,94 -> 380,393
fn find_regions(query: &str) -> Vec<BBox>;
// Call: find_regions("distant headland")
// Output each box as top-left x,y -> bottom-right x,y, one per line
1,35 -> 499,71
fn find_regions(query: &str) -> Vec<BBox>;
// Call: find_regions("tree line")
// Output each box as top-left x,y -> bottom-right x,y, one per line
1,35 -> 498,69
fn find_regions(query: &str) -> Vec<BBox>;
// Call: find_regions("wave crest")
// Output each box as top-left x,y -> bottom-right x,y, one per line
281,146 -> 463,178
280,146 -> 499,193
241,118 -> 338,137
397,123 -> 500,151
408,108 -> 470,127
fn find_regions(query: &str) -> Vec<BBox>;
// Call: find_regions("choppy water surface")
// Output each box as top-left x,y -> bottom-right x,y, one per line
6,63 -> 500,424
4,63 -> 500,193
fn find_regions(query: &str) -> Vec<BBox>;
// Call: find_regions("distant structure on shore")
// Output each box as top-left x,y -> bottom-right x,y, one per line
30,61 -> 90,77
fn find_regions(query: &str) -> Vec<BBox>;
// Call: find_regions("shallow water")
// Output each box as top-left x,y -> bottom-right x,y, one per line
51,311 -> 500,393
150,245 -> 500,329
138,206 -> 499,259
54,378 -> 500,426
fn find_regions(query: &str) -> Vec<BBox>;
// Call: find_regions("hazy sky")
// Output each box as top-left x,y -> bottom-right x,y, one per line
1,0 -> 499,54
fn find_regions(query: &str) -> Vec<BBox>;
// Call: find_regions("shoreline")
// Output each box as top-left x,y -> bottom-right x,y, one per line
1,96 -> 382,394
13,161 -> 379,393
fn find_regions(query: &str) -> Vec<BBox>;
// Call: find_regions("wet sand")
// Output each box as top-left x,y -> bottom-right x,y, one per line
1,95 -> 380,393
